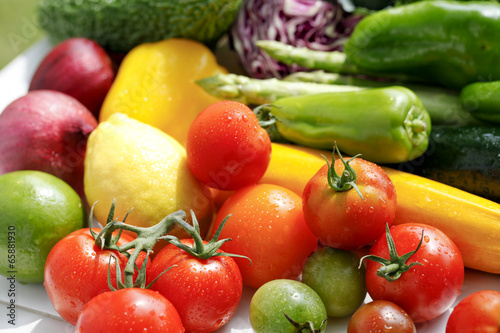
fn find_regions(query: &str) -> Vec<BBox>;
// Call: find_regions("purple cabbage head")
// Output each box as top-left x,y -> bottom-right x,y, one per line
230,0 -> 364,79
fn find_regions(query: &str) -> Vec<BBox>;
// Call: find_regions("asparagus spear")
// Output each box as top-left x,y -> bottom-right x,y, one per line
284,70 -> 389,87
196,73 -> 364,105
255,40 -> 358,75
256,40 -> 431,84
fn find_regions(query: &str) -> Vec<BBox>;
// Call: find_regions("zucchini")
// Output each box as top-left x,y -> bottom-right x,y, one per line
395,126 -> 500,203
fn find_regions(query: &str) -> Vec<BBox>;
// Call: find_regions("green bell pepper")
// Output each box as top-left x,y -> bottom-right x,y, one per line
344,1 -> 500,90
255,86 -> 431,164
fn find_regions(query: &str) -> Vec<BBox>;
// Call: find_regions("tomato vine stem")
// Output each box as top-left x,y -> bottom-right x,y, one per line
88,200 -> 249,289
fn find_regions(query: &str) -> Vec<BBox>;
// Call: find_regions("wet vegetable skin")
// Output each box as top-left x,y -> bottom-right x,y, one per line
344,1 -> 500,89
257,86 -> 431,164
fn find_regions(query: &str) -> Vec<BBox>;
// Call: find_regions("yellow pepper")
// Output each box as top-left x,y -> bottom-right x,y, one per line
100,38 -> 227,146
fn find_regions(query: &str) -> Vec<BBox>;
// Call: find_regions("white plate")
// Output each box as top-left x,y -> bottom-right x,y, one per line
0,37 -> 499,333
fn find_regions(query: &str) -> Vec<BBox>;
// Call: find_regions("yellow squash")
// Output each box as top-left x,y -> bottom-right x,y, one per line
259,143 -> 330,196
383,168 -> 500,274
261,143 -> 500,274
100,38 -> 227,146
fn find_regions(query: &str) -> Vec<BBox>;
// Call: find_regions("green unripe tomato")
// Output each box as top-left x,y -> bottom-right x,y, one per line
302,246 -> 367,317
249,279 -> 328,333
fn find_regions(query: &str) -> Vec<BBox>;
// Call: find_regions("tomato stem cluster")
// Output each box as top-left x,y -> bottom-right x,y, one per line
324,143 -> 363,199
89,200 -> 249,289
359,224 -> 424,282
161,211 -> 251,262
89,200 -> 184,288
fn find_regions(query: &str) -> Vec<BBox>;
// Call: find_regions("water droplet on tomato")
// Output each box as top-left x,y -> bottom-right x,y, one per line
379,197 -> 387,208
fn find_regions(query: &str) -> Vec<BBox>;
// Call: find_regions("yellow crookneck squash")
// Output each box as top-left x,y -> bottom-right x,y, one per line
261,143 -> 500,274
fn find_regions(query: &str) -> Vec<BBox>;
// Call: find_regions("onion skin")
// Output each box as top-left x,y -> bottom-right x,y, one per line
29,37 -> 115,118
0,90 -> 98,196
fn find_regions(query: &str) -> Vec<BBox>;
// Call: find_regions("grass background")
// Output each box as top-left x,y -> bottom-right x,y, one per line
0,0 -> 44,69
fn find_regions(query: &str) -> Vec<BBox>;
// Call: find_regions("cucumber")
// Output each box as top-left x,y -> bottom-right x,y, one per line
37,0 -> 242,53
394,126 -> 500,203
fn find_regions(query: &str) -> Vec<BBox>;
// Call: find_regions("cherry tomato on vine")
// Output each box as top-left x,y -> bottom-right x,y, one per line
302,145 -> 397,250
44,228 -> 147,325
446,290 -> 500,333
147,238 -> 243,333
362,223 -> 464,323
211,183 -> 318,289
75,288 -> 184,333
186,100 -> 272,191
347,300 -> 416,333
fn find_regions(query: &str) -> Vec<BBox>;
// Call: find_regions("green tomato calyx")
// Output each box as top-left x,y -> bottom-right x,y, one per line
283,312 -> 327,333
89,200 -> 250,291
324,143 -> 363,199
89,200 -> 184,290
359,223 -> 424,282
160,211 -> 251,263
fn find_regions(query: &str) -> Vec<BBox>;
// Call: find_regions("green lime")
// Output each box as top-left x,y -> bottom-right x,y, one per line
0,170 -> 86,284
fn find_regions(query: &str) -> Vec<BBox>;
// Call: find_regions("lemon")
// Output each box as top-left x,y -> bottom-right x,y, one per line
84,113 -> 214,240
0,170 -> 86,284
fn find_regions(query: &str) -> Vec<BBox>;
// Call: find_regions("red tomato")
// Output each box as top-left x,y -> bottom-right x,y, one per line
347,300 -> 417,333
302,154 -> 397,250
147,239 -> 243,333
365,223 -> 464,323
186,100 -> 272,191
75,288 -> 184,333
211,183 -> 318,289
44,228 -> 147,325
446,290 -> 500,333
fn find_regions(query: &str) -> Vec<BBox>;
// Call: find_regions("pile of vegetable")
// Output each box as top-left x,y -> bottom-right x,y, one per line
1,0 -> 500,332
